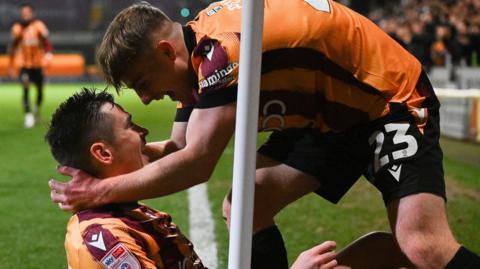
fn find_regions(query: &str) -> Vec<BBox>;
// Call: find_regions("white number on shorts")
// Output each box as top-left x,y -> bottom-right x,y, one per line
368,123 -> 418,173
304,0 -> 331,13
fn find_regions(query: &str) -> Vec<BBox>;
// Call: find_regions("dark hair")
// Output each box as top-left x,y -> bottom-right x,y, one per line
19,3 -> 34,10
45,88 -> 115,174
96,1 -> 171,91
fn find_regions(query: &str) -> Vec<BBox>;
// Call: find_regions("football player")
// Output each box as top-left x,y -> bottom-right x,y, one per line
8,3 -> 52,128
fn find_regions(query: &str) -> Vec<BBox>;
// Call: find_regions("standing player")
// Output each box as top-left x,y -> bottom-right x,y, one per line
8,3 -> 52,128
49,1 -> 480,268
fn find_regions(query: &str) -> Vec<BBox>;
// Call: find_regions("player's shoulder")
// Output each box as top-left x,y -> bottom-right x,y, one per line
66,209 -> 126,241
66,205 -> 154,269
79,219 -> 143,269
191,0 -> 242,26
191,34 -> 240,93
31,19 -> 46,26
31,19 -> 48,32
72,205 -> 135,237
11,22 -> 23,33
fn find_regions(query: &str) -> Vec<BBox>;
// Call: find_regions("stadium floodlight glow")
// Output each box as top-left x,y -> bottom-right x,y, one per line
227,0 -> 264,269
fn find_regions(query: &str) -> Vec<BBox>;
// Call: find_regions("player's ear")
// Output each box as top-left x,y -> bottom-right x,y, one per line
90,142 -> 113,165
156,40 -> 176,61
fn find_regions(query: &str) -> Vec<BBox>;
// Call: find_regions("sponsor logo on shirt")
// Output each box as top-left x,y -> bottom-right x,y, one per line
206,5 -> 223,16
261,100 -> 287,131
88,231 -> 106,251
198,63 -> 238,89
112,245 -> 125,258
100,244 -> 140,269
120,263 -> 132,269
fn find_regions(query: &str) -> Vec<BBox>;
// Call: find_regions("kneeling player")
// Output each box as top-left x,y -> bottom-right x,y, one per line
46,89 -> 205,269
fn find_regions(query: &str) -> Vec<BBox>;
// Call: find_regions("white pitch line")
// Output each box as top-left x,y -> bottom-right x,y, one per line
188,183 -> 218,269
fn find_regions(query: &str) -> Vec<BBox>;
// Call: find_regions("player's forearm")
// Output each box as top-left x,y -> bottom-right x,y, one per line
42,37 -> 53,53
144,140 -> 181,162
98,149 -> 214,204
7,41 -> 19,66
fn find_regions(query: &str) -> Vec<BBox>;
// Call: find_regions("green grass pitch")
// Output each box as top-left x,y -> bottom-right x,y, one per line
0,83 -> 478,268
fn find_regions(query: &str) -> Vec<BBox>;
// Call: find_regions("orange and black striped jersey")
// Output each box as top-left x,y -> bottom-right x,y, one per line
65,203 -> 205,269
11,19 -> 49,69
178,0 -> 429,133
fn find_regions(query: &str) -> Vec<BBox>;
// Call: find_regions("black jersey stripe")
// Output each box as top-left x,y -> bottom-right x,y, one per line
261,47 -> 386,98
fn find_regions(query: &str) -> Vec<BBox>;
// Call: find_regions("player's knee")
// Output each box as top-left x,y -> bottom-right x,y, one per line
399,238 -> 443,269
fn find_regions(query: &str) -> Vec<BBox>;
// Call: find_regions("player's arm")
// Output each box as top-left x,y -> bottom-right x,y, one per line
290,241 -> 338,269
99,102 -> 235,200
7,24 -> 22,77
143,121 -> 187,162
36,21 -> 53,65
50,102 -> 236,211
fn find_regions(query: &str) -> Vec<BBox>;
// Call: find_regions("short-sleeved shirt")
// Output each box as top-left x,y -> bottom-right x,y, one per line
177,0 -> 428,133
11,19 -> 49,69
65,203 -> 205,269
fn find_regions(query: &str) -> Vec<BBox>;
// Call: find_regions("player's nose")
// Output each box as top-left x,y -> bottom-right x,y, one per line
133,124 -> 149,136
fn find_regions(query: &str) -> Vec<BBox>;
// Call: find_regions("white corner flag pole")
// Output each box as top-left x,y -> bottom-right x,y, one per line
228,0 -> 264,269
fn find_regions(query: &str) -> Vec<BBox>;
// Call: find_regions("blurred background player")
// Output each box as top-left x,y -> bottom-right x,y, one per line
8,2 -> 53,128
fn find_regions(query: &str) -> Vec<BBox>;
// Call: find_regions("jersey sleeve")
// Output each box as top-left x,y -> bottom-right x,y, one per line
80,223 -> 157,269
34,20 -> 49,37
174,105 -> 194,122
192,33 -> 240,108
66,245 -> 104,269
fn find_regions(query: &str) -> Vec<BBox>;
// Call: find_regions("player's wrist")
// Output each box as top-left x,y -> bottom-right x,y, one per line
95,178 -> 115,206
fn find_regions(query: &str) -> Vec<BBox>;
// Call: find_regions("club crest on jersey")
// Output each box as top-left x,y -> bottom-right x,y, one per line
100,244 -> 140,269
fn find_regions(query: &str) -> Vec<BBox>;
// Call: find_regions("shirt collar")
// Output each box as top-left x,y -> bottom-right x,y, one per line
182,25 -> 197,56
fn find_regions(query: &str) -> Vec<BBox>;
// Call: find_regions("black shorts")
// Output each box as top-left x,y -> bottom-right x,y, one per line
19,68 -> 44,85
258,81 -> 445,205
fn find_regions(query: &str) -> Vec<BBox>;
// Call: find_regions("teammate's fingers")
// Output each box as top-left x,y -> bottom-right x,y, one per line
51,191 -> 77,212
51,191 -> 75,211
317,250 -> 336,265
58,202 -> 74,212
320,259 -> 338,269
49,179 -> 67,193
50,189 -> 67,204
310,241 -> 337,254
57,165 -> 80,177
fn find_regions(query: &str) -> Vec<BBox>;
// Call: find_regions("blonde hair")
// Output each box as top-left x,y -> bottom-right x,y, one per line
96,2 -> 171,91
